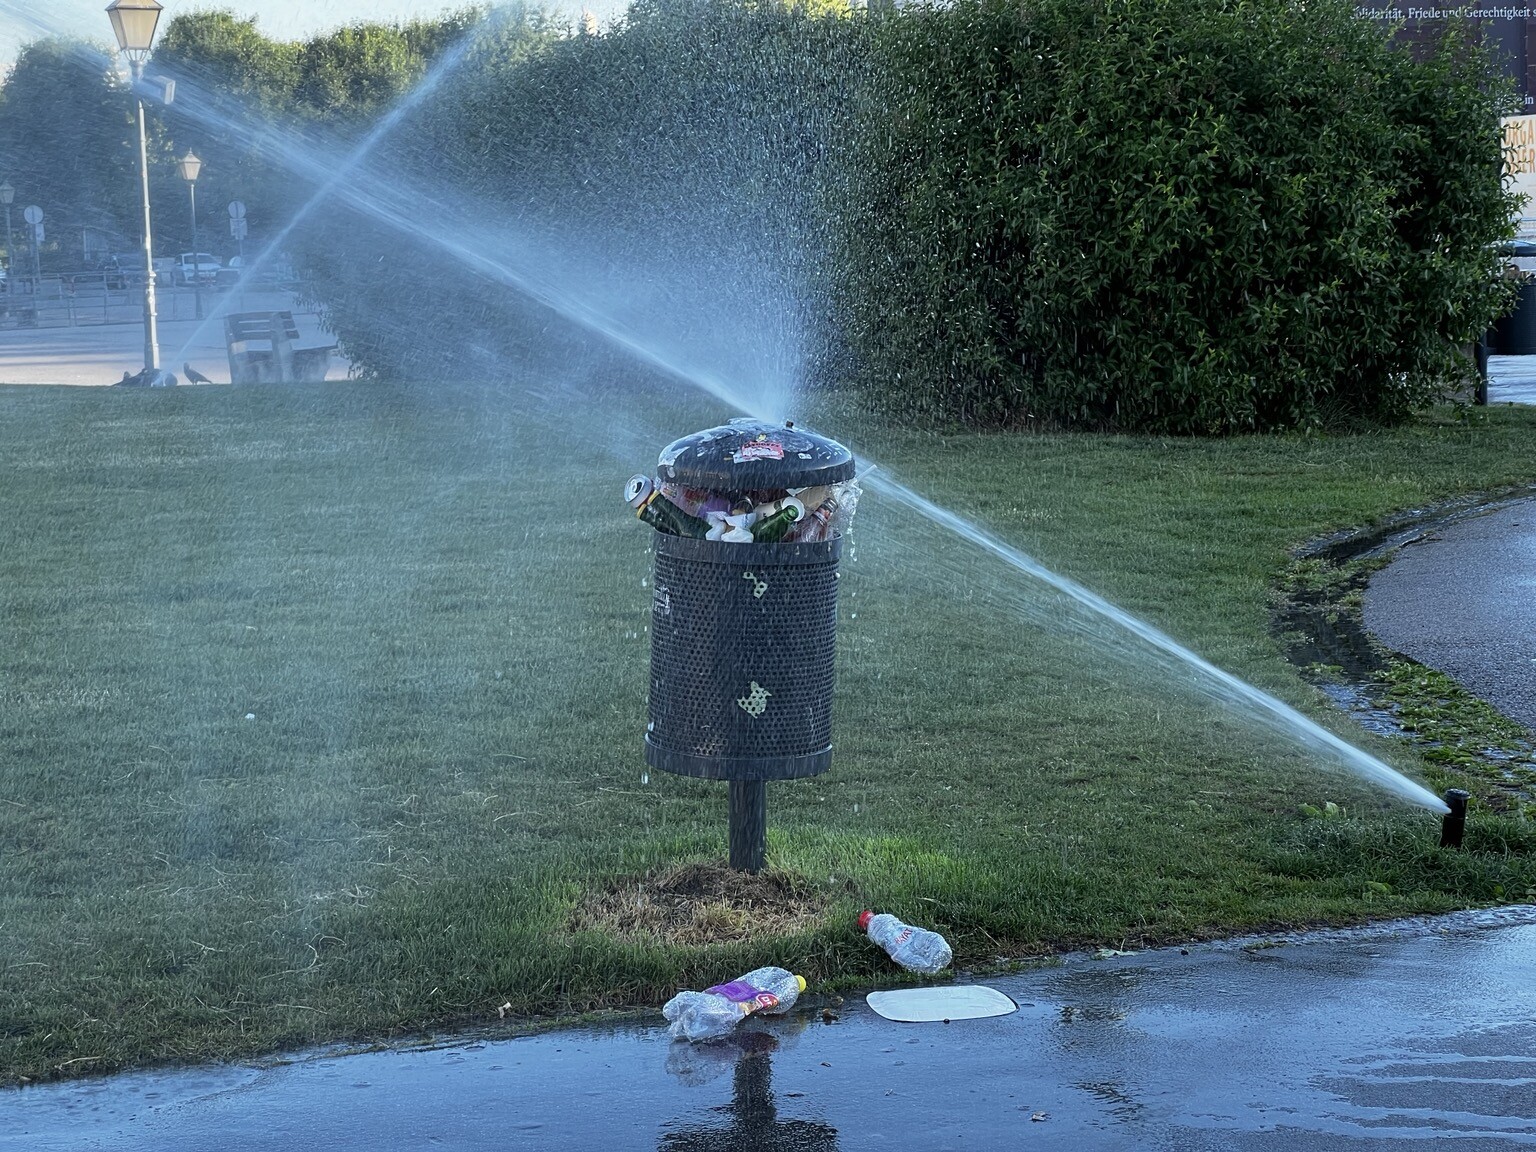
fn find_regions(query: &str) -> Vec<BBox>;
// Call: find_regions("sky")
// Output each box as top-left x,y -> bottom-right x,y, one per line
0,0 -> 627,70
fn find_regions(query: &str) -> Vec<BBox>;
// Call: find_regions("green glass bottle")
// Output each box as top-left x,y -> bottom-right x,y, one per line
750,498 -> 805,543
638,490 -> 711,538
624,473 -> 711,538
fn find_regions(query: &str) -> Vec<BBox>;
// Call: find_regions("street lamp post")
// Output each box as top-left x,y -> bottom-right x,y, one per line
0,183 -> 13,306
27,209 -> 41,292
107,0 -> 164,375
177,150 -> 202,320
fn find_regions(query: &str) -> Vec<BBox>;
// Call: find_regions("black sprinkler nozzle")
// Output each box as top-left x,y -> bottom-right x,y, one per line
1440,788 -> 1471,849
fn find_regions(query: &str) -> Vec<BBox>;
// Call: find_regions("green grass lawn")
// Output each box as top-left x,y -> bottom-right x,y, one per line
2,380 -> 1534,1083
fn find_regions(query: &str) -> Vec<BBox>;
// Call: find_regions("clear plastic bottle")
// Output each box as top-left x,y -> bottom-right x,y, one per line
859,911 -> 953,974
662,966 -> 807,1042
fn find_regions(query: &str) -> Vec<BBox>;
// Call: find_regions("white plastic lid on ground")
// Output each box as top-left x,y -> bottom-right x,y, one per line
866,985 -> 1017,1022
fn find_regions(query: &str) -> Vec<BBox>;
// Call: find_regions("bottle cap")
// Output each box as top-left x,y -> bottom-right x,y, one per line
795,975 -> 807,993
858,910 -> 874,931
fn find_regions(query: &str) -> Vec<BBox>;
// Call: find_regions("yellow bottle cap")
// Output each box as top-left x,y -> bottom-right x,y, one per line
795,975 -> 807,992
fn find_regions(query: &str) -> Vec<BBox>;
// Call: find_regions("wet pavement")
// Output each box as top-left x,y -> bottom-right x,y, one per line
7,907 -> 1536,1150
1363,498 -> 1536,733
0,289 -> 349,385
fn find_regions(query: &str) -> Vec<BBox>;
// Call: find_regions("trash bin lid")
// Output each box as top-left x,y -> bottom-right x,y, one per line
657,419 -> 855,490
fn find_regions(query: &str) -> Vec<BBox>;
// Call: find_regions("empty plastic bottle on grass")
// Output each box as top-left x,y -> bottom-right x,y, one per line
859,911 -> 953,974
663,966 -> 807,1042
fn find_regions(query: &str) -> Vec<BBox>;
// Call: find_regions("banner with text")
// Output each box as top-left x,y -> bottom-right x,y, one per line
1354,5 -> 1534,106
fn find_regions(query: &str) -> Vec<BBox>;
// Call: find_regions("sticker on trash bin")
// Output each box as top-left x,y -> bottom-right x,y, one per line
866,986 -> 1017,1023
731,438 -> 784,464
742,571 -> 768,598
737,681 -> 772,717
653,583 -> 672,616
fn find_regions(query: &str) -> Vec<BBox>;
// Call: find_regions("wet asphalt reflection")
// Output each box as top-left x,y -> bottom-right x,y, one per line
6,908 -> 1536,1150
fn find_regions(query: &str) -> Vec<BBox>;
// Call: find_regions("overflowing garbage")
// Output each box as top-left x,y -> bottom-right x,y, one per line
624,419 -> 861,543
859,911 -> 954,975
662,966 -> 807,1042
625,473 -> 860,543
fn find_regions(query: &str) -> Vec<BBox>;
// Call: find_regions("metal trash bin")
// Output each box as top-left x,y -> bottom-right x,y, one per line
1488,241 -> 1536,358
628,419 -> 857,872
1490,280 -> 1536,356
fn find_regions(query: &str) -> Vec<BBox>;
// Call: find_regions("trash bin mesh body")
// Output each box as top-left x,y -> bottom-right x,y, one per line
646,534 -> 841,781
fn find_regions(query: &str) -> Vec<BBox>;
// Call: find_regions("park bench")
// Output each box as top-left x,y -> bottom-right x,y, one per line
224,310 -> 335,384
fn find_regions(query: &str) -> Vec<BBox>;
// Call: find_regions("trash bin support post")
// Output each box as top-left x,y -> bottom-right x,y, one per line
728,780 -> 767,874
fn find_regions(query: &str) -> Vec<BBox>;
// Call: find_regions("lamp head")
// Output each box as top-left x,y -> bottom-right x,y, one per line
106,0 -> 163,64
177,151 -> 202,184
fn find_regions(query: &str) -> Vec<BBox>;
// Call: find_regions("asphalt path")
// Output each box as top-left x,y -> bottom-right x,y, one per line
1364,498 -> 1536,733
6,907 -> 1536,1151
0,288 -> 349,385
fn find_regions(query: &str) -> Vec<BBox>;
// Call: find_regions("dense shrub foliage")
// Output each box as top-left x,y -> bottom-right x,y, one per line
3,0 -> 1515,430
839,0 -> 1519,431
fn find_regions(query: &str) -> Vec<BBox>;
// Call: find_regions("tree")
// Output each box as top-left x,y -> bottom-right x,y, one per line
153,11 -> 306,261
0,39 -> 140,269
154,10 -> 300,114
296,25 -> 428,118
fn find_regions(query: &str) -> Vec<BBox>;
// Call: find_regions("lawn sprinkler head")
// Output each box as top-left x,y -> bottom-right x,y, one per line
1439,788 -> 1470,849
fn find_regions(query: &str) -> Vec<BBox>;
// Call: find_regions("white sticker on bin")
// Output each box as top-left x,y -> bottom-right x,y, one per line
866,986 -> 1017,1023
737,681 -> 771,717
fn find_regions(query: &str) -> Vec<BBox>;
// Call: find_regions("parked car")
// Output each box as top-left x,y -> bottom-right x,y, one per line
175,252 -> 221,285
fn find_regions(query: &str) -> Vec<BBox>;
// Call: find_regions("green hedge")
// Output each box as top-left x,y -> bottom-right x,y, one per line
837,0 -> 1519,432
269,0 -> 1516,431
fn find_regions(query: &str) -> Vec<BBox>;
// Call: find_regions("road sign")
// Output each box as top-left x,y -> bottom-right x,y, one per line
228,200 -> 246,220
22,204 -> 42,226
230,218 -> 247,240
31,222 -> 43,243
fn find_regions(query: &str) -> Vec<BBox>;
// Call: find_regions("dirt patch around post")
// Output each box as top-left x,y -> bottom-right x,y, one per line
567,861 -> 831,946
